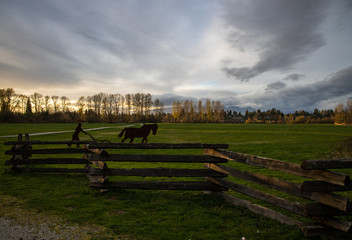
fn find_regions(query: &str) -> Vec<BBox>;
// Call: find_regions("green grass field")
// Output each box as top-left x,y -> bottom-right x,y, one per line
1,123 -> 352,239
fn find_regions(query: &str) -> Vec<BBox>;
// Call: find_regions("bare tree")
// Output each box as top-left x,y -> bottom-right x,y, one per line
113,94 -> 122,116
51,96 -> 59,113
44,95 -> 51,112
0,89 -> 4,112
101,94 -> 108,118
12,94 -> 21,113
92,93 -> 103,115
133,93 -> 141,116
86,96 -> 92,111
77,96 -> 85,115
144,93 -> 153,116
107,94 -> 115,117
19,94 -> 28,114
31,92 -> 43,113
0,88 -> 15,112
125,94 -> 132,118
153,98 -> 163,114
140,93 -> 145,117
120,95 -> 125,117
60,96 -> 69,112
153,98 -> 164,122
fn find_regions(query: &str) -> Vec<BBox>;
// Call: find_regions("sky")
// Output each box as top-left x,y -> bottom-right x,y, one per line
0,0 -> 351,113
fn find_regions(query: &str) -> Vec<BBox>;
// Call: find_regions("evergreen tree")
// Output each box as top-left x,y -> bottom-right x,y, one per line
26,97 -> 32,114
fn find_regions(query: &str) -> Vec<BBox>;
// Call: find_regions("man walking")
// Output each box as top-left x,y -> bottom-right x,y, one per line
68,123 -> 87,147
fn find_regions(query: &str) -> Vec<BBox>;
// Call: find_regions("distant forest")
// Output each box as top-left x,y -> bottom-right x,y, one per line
1,88 -> 352,124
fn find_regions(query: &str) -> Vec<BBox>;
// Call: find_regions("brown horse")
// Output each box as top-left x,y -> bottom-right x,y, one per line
118,123 -> 158,143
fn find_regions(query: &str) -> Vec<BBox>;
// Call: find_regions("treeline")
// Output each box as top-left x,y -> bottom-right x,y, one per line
226,100 -> 352,124
171,99 -> 352,124
170,99 -> 224,123
0,88 -> 225,123
238,108 -> 335,124
1,88 -> 352,124
0,88 -> 164,123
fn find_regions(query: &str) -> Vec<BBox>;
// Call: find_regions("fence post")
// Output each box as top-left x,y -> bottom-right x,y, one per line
85,144 -> 109,192
11,134 -> 26,170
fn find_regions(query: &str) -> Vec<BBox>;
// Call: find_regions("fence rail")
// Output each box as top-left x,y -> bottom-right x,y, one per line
4,135 -> 229,192
205,149 -> 350,186
4,141 -> 229,149
87,154 -> 228,163
204,148 -> 352,237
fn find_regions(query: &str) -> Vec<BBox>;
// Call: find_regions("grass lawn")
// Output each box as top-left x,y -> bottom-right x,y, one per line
1,123 -> 352,239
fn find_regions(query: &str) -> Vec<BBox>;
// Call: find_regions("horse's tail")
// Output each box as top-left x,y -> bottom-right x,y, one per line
118,128 -> 127,138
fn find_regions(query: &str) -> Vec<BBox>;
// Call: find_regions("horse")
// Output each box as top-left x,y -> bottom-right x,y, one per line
118,123 -> 158,143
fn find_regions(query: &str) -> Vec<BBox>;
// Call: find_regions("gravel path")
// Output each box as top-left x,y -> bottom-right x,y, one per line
0,216 -> 83,240
0,195 -> 118,240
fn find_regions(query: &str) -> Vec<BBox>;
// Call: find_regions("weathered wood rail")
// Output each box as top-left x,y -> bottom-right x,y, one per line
4,134 -> 228,192
85,143 -> 229,192
4,134 -> 352,238
204,149 -> 352,238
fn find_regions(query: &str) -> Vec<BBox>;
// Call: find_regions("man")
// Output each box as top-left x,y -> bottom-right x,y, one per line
68,123 -> 87,147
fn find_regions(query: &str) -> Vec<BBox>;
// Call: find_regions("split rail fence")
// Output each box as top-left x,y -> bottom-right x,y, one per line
4,134 -> 352,238
204,149 -> 352,238
4,134 -> 228,192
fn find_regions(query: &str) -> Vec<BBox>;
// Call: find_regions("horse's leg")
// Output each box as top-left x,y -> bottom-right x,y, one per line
142,137 -> 147,143
129,137 -> 134,143
121,137 -> 127,143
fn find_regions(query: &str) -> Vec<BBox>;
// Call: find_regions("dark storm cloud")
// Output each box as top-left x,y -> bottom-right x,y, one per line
283,74 -> 305,81
265,81 -> 286,91
221,0 -> 329,81
243,65 -> 352,112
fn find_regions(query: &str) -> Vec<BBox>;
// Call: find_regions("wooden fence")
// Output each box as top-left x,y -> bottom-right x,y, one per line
204,148 -> 352,238
4,134 -> 352,238
4,134 -> 228,192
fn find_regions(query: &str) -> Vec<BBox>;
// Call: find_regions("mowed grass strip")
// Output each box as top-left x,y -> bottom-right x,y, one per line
1,123 -> 352,239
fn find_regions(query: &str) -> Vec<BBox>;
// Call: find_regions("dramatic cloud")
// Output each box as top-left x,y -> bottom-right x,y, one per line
0,0 -> 217,95
221,0 -> 329,81
241,65 -> 352,112
283,74 -> 305,81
